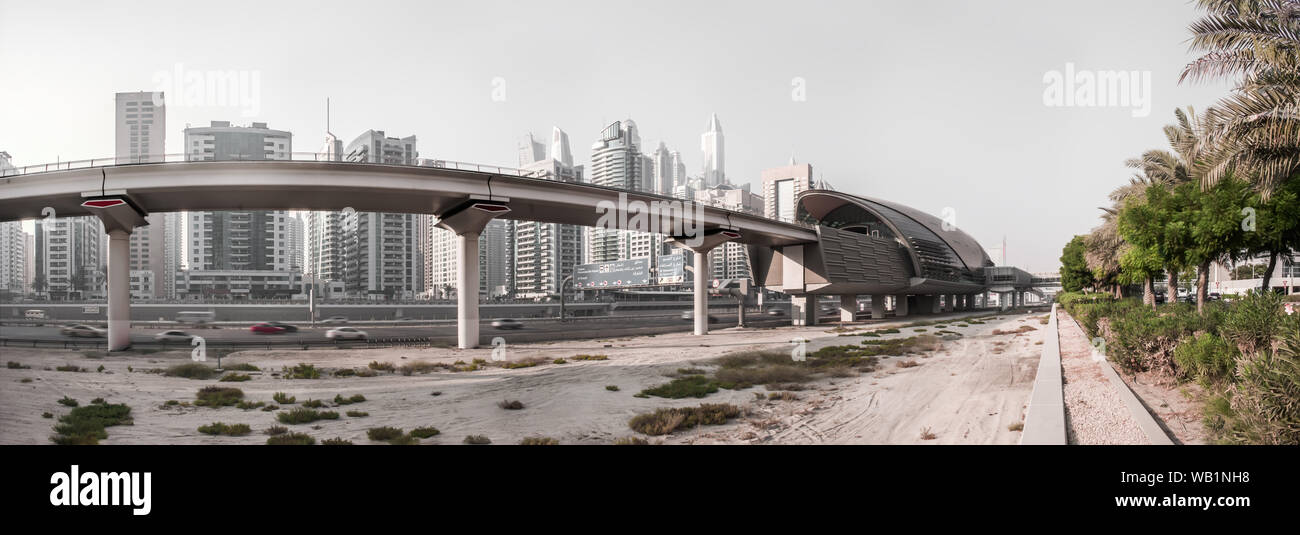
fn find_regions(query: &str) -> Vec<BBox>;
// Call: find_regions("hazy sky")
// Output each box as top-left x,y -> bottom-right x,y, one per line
0,0 -> 1232,272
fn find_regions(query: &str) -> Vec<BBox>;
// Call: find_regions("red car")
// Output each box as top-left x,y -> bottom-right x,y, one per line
250,322 -> 286,334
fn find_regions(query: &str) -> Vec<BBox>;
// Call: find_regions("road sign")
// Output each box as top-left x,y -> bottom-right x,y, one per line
82,198 -> 127,209
657,254 -> 685,284
574,258 -> 651,289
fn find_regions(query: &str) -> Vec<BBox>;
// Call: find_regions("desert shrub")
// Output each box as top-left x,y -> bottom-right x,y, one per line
7,361 -> 30,369
628,403 -> 742,436
50,402 -> 132,445
1220,291 -> 1288,355
605,385 -> 620,391
266,432 -> 314,445
272,392 -> 296,404
55,365 -> 83,372
1205,322 -> 1300,445
368,361 -> 395,372
498,399 -> 525,410
388,434 -> 419,445
276,408 -> 339,425
333,368 -> 356,377
1093,301 -> 1219,374
198,422 -> 252,436
503,358 -> 545,369
346,410 -> 369,417
194,386 -> 244,407
398,361 -> 445,375
224,363 -> 260,371
284,363 -> 321,379
553,358 -> 568,364
57,396 -> 79,407
20,378 -> 32,383
367,426 -> 404,441
333,394 -> 366,405
219,373 -> 251,382
321,437 -> 353,445
42,412 -> 54,419
462,435 -> 491,445
1008,422 -> 1024,431
1173,332 -> 1236,384
410,426 -> 440,438
639,375 -> 727,399
302,399 -> 325,408
570,354 -> 608,361
235,400 -> 266,411
264,425 -> 289,436
767,391 -> 800,401
356,369 -> 378,377
897,360 -> 920,369
520,437 -> 558,445
164,362 -> 217,380
613,436 -> 649,445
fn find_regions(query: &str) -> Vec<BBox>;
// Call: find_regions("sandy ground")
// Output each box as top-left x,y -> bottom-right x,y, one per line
1057,311 -> 1148,445
1,310 -> 1044,445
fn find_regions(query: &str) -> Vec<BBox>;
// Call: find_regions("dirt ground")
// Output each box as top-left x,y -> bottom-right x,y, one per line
0,310 -> 1044,445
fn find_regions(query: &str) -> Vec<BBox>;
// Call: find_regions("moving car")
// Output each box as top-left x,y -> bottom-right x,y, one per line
326,327 -> 368,340
267,322 -> 299,332
491,318 -> 523,330
60,324 -> 106,337
320,316 -> 348,325
680,311 -> 719,323
250,323 -> 286,334
154,330 -> 195,343
766,308 -> 787,316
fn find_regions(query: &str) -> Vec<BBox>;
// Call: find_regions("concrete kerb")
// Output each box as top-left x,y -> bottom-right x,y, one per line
1021,303 -> 1066,445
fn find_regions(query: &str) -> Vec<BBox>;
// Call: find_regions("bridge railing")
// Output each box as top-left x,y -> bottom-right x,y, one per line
0,153 -> 547,179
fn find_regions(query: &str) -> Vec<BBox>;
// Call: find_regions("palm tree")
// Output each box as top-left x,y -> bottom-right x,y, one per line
1124,107 -> 1206,304
1085,209 -> 1125,299
1181,0 -> 1300,198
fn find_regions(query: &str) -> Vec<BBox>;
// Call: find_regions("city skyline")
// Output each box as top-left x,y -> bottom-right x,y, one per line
0,0 -> 1237,272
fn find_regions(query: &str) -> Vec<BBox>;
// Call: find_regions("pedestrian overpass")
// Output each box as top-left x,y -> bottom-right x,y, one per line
0,154 -> 1013,351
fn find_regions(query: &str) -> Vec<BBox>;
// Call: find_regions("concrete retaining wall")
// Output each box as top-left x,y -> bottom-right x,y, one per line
1021,303 -> 1067,445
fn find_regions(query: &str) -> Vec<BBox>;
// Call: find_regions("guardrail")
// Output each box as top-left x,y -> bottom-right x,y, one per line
0,336 -> 445,351
1020,303 -> 1066,445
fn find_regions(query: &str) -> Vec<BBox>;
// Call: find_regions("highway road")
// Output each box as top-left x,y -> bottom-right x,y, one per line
0,310 -> 825,348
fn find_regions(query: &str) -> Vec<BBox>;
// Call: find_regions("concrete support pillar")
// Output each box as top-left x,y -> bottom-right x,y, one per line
894,295 -> 909,317
1000,292 -> 1010,311
930,295 -> 942,314
871,294 -> 887,319
983,291 -> 990,309
791,295 -> 817,326
839,294 -> 857,323
457,231 -> 480,349
693,249 -> 710,335
942,294 -> 954,313
107,229 -> 132,351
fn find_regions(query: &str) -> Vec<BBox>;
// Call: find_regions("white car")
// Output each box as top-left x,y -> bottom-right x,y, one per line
326,327 -> 368,340
154,330 -> 194,343
491,318 -> 523,330
60,324 -> 106,337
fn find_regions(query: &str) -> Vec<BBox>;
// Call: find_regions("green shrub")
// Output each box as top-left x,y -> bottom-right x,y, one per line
321,437 -> 352,445
276,408 -> 339,424
346,410 -> 368,417
1173,332 -> 1236,384
164,363 -> 217,379
219,373 -> 251,382
284,363 -> 321,379
7,361 -> 30,369
628,404 -> 743,436
368,361 -> 395,372
50,402 -> 132,445
639,375 -> 725,399
264,425 -> 289,436
198,422 -> 252,436
1206,322 -> 1300,445
1220,291 -> 1288,355
553,358 -> 568,364
463,435 -> 491,445
366,426 -> 404,441
272,392 -> 296,404
235,400 -> 266,411
266,432 -> 314,445
57,396 -> 79,407
613,436 -> 649,445
194,386 -> 244,407
410,426 -> 440,439
570,354 -> 608,361
333,394 -> 366,405
605,385 -> 620,391
333,368 -> 356,377
302,399 -> 324,408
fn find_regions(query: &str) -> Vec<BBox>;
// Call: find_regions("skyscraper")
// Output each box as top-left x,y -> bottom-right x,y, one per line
36,217 -> 102,300
513,127 -> 585,298
587,120 -> 647,263
115,91 -> 166,163
701,113 -> 725,187
0,221 -> 27,297
178,122 -> 299,299
762,159 -> 815,223
341,130 -> 419,299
